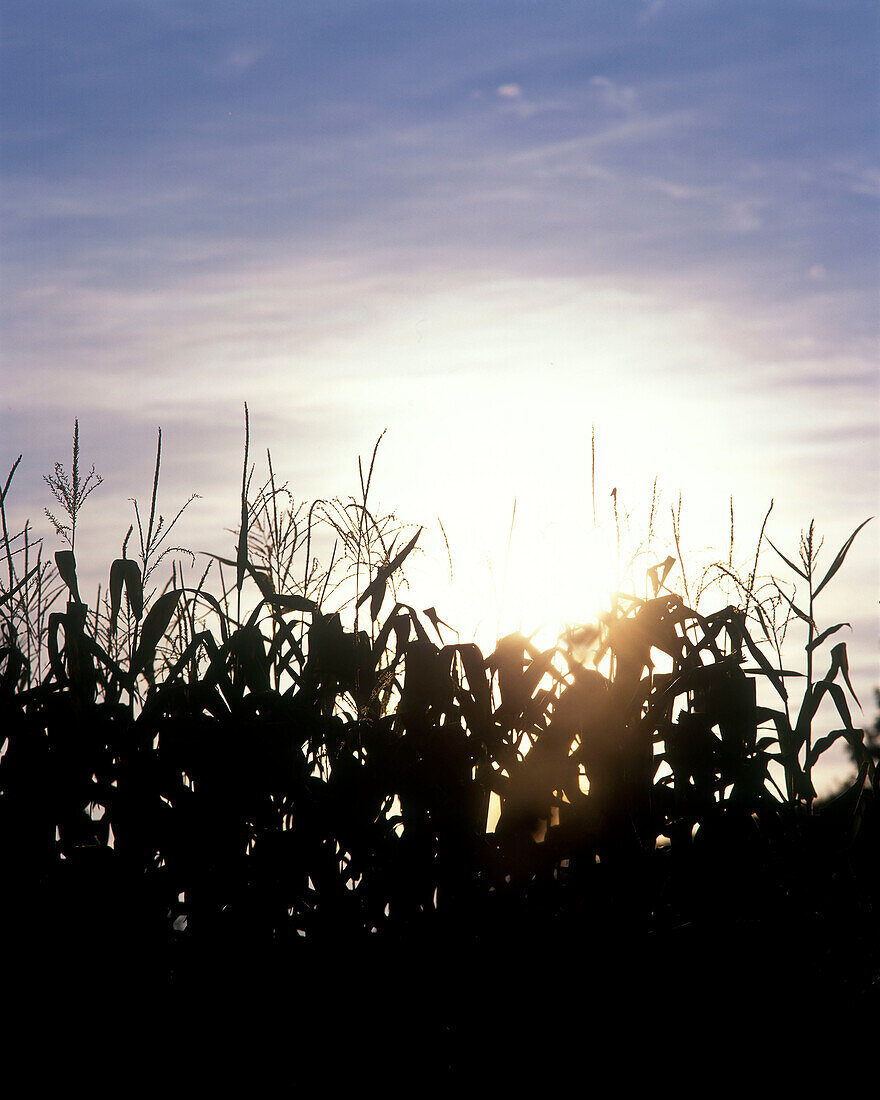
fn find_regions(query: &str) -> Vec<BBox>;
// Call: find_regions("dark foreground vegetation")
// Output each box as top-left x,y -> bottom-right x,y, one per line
1,420 -> 878,1067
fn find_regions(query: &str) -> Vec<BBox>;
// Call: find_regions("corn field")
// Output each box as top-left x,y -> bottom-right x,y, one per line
1,418 -> 877,1068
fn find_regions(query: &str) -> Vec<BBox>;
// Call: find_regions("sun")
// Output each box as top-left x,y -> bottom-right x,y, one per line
495,509 -> 620,650
403,477 -> 629,660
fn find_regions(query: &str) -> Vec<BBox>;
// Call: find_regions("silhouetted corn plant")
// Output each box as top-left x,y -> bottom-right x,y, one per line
712,504 -> 874,809
1,417 -> 877,1034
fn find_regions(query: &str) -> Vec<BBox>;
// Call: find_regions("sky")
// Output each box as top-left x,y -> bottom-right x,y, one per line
1,1 -> 878,789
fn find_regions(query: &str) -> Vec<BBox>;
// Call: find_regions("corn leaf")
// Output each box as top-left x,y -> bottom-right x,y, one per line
54,549 -> 81,603
774,585 -> 814,628
806,622 -> 850,653
108,559 -> 125,636
807,728 -> 864,771
47,611 -> 67,683
825,681 -> 855,731
738,626 -> 791,702
766,537 -> 808,580
0,645 -> 25,693
423,605 -> 453,642
752,598 -> 773,643
123,559 -> 143,619
229,624 -> 270,694
647,555 -> 676,597
356,528 -> 422,621
109,558 -> 143,635
823,641 -> 860,709
160,629 -> 219,686
237,403 -> 250,593
0,563 -> 40,608
249,563 -> 315,614
129,589 -> 182,679
813,517 -> 872,598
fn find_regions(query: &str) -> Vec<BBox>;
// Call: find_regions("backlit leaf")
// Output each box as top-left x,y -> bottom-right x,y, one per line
766,537 -> 808,580
822,641 -> 860,709
806,622 -> 850,652
814,517 -> 872,598
54,549 -> 81,603
109,559 -> 124,635
124,559 -> 143,619
109,558 -> 143,635
356,528 -> 422,621
129,589 -> 182,679
775,585 -> 814,628
0,563 -> 40,608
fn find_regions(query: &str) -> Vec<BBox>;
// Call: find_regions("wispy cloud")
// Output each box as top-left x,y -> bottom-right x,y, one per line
589,75 -> 638,112
1,0 -> 876,709
636,0 -> 665,27
223,46 -> 263,74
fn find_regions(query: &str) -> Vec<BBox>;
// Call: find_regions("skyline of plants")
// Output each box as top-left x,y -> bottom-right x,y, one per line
4,415 -> 874,764
2,412 -> 878,1044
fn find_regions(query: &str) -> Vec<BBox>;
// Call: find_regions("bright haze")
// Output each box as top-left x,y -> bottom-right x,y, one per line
2,2 -> 878,789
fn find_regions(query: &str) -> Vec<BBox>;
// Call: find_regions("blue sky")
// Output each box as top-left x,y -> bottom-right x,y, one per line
2,1 -> 878,783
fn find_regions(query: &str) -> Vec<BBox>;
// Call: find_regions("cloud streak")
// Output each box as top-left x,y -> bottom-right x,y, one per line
1,1 -> 877,751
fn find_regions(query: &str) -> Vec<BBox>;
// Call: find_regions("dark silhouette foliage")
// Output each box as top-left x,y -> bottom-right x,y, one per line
0,423 -> 877,1070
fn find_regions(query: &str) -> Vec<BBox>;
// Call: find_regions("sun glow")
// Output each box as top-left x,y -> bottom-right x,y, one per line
494,507 -> 620,650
